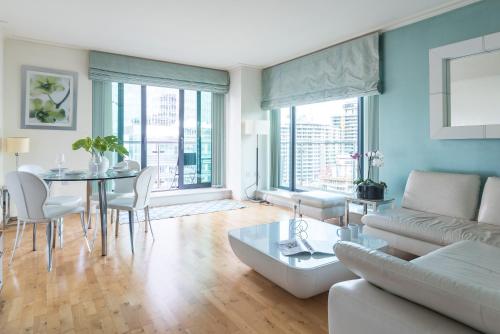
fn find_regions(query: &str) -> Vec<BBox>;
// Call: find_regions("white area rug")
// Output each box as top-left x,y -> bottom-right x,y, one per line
118,199 -> 246,221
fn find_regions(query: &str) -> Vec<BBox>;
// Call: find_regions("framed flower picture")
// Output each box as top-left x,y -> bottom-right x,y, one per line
21,65 -> 78,130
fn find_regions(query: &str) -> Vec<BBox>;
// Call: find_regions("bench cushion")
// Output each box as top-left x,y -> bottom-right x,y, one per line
478,177 -> 500,226
291,191 -> 345,209
362,208 -> 500,247
402,170 -> 480,220
334,241 -> 500,334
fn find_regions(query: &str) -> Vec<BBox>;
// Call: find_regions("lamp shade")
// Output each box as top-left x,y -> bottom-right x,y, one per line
243,120 -> 270,135
6,137 -> 30,154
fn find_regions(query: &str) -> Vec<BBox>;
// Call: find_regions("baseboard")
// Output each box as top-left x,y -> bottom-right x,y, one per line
149,188 -> 232,207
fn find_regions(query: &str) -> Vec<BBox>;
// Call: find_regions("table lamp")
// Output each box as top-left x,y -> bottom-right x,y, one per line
6,137 -> 30,170
243,120 -> 270,192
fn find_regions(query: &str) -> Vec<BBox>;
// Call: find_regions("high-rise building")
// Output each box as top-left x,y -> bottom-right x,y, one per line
280,100 -> 359,193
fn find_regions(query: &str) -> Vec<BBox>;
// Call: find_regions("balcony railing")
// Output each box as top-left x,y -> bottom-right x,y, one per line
123,140 -> 211,191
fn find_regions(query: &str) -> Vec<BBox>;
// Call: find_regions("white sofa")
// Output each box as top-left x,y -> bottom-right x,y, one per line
363,171 -> 500,256
329,240 -> 500,334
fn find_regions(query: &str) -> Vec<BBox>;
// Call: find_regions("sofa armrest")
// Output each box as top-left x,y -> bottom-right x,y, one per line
329,279 -> 478,334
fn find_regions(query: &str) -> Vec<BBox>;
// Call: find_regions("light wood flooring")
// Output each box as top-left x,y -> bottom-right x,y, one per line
0,202 -> 333,333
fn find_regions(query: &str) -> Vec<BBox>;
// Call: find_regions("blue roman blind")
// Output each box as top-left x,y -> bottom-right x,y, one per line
261,33 -> 381,109
89,51 -> 230,93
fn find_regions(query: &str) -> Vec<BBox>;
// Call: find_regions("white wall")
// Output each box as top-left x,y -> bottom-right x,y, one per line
226,66 -> 266,200
3,39 -> 92,198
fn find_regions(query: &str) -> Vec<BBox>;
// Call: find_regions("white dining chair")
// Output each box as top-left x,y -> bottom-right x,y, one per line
5,171 -> 89,271
107,167 -> 156,253
18,164 -> 82,206
88,160 -> 141,235
18,164 -> 83,250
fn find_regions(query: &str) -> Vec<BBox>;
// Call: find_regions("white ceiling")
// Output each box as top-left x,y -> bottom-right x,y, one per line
0,0 -> 477,70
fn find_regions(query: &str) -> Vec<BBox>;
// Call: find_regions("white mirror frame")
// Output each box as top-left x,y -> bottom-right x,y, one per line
429,31 -> 500,139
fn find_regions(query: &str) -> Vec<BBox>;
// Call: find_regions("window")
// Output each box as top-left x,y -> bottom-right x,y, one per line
112,83 -> 212,191
278,97 -> 362,193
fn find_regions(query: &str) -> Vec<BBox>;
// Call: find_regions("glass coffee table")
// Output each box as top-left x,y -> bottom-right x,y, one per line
228,219 -> 387,298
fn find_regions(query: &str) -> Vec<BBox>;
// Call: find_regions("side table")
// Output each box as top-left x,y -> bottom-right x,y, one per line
345,197 -> 395,225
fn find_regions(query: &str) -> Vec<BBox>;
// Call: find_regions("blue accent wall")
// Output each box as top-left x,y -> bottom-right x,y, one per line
379,0 -> 500,203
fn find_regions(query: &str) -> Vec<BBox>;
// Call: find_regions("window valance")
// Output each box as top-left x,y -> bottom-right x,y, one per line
89,51 -> 230,94
261,32 -> 381,109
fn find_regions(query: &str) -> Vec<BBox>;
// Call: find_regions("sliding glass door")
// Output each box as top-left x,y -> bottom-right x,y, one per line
112,83 -> 212,191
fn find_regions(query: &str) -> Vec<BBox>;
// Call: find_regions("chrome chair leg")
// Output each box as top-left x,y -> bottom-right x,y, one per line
58,218 -> 64,249
33,224 -> 37,251
115,209 -> 120,237
9,219 -> 26,265
128,210 -> 135,253
145,207 -> 155,241
47,220 -> 54,271
80,211 -> 91,252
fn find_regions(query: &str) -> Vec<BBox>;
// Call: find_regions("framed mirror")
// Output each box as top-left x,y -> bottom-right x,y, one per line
429,31 -> 500,139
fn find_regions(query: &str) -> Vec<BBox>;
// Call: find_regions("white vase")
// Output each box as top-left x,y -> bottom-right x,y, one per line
90,155 -> 110,174
89,157 -> 99,175
98,156 -> 110,174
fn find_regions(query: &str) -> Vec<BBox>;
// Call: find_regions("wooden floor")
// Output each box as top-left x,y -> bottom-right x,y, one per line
0,202 -> 332,333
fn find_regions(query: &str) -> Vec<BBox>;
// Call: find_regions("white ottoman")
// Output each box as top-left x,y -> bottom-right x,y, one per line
291,191 -> 346,223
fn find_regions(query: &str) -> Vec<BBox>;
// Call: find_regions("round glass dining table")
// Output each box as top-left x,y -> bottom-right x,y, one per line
42,170 -> 139,256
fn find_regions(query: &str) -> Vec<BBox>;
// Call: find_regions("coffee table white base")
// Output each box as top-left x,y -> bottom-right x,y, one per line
229,235 -> 356,298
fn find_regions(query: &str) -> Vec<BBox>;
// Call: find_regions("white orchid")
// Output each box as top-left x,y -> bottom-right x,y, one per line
372,158 -> 384,167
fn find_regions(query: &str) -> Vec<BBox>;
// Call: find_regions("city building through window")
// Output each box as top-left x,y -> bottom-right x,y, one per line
279,97 -> 362,193
112,83 -> 212,191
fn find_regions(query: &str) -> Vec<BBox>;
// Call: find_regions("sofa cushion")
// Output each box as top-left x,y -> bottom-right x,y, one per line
478,177 -> 500,225
362,208 -> 500,247
334,241 -> 500,334
412,241 -> 500,290
291,191 -> 345,209
402,170 -> 480,220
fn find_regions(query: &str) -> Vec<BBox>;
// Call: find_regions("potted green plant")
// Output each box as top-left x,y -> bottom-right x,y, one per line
72,135 -> 128,173
351,151 -> 387,200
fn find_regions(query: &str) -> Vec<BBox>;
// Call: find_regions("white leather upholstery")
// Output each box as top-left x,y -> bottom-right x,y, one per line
46,195 -> 82,207
334,241 -> 500,334
329,279 -> 478,334
18,165 -> 83,207
295,205 -> 345,221
402,170 -> 480,220
106,197 -> 134,211
291,191 -> 345,208
478,177 -> 500,225
114,160 -> 141,194
108,167 -> 156,211
6,171 -> 49,219
412,241 -> 500,290
290,191 -> 345,221
18,164 -> 45,175
44,205 -> 84,219
363,225 -> 441,256
362,208 -> 500,248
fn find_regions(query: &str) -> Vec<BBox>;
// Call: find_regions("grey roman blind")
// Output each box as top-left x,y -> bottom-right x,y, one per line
89,51 -> 230,93
261,33 -> 381,109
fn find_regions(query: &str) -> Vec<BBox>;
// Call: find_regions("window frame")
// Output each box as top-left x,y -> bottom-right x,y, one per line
115,82 -> 211,190
278,97 -> 364,193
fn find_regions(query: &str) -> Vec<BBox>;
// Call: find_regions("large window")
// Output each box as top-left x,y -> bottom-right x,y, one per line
112,83 -> 212,191
279,97 -> 362,193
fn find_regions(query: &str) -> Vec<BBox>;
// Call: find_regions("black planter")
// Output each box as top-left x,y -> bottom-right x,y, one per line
357,184 -> 384,200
